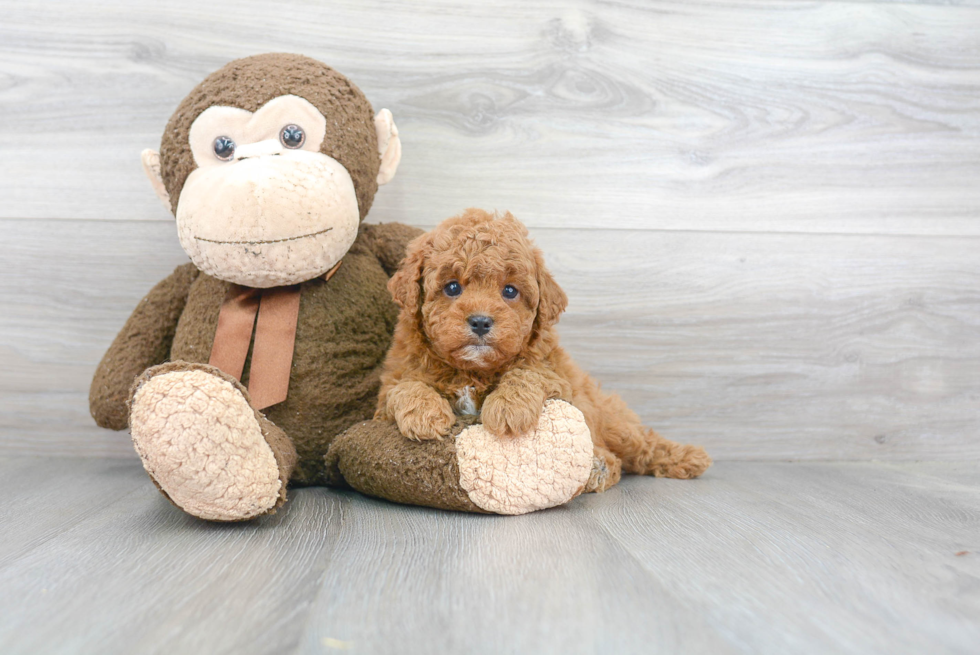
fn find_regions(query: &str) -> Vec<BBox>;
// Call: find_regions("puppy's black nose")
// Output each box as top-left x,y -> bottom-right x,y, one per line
468,315 -> 494,337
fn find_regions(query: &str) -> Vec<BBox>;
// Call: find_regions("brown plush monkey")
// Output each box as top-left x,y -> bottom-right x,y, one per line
92,54 -> 595,521
90,53 -> 425,520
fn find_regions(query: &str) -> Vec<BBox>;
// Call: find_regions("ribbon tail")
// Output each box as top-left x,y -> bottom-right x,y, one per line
248,285 -> 302,410
209,284 -> 260,381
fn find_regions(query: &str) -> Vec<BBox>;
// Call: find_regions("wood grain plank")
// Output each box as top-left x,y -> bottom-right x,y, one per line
1,219 -> 190,457
1,0 -> 978,234
298,489 -> 732,654
245,461 -> 979,654
0,458 -> 975,654
582,462 -> 980,655
0,458 -> 345,655
879,460 -> 980,489
549,228 -> 980,460
0,456 -> 145,566
4,219 -> 978,459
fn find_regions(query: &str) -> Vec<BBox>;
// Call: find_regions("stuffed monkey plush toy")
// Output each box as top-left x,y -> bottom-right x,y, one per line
91,54 -> 594,520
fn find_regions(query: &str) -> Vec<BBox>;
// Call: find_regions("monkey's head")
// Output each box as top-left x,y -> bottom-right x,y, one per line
142,53 -> 401,288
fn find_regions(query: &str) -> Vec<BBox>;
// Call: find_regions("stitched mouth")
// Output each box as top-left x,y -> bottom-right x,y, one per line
195,226 -> 333,246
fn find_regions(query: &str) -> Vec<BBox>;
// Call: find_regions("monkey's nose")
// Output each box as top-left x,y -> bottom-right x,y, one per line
234,139 -> 283,160
468,315 -> 494,337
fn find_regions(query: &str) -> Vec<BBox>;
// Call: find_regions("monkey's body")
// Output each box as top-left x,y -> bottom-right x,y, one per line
171,233 -> 397,486
90,223 -> 419,516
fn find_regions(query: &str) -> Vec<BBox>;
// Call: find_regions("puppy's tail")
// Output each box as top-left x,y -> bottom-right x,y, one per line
601,392 -> 712,479
623,427 -> 712,479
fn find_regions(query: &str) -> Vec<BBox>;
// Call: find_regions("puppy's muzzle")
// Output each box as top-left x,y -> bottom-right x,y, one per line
467,315 -> 494,337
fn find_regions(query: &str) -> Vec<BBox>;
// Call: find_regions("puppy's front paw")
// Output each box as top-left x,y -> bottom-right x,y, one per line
481,392 -> 541,438
395,397 -> 456,442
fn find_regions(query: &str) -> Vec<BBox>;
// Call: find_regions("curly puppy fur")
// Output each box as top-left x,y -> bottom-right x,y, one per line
377,209 -> 712,491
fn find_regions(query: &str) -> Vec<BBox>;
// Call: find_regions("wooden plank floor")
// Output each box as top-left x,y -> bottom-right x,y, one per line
1,457 -> 977,655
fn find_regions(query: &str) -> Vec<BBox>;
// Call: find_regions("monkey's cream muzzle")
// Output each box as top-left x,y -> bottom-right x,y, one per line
176,149 -> 359,287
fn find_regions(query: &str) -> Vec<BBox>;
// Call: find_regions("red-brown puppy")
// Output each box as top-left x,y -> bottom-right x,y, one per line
377,208 -> 711,491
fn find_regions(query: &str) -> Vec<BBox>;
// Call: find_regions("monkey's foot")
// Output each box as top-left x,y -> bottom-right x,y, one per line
326,400 -> 594,515
129,363 -> 295,521
455,400 -> 594,514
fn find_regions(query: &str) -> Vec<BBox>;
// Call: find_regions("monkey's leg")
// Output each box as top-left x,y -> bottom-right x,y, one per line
129,362 -> 298,521
326,400 -> 595,515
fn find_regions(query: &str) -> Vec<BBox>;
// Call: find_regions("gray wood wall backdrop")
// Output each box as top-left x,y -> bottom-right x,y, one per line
2,0 -> 978,460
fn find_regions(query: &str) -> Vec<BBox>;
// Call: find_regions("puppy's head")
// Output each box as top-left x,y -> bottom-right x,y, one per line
389,209 -> 567,372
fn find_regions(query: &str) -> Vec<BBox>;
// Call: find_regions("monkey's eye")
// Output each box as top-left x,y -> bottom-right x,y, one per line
280,124 -> 305,149
444,281 -> 462,297
502,285 -> 519,300
212,136 -> 236,161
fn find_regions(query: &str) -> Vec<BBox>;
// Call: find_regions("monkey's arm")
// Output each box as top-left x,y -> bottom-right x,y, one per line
89,263 -> 200,430
359,222 -> 425,276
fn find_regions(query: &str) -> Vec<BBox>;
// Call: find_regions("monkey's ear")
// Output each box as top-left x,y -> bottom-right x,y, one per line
374,109 -> 401,186
141,149 -> 173,214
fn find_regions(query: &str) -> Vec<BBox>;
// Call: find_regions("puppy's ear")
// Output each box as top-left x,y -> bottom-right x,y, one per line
388,234 -> 429,311
531,247 -> 568,339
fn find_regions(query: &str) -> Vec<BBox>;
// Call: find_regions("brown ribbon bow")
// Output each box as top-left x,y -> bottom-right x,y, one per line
208,262 -> 341,410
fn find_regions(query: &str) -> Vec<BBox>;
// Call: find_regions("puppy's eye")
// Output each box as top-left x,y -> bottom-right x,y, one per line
213,136 -> 236,161
280,124 -> 305,149
502,285 -> 519,300
444,281 -> 462,297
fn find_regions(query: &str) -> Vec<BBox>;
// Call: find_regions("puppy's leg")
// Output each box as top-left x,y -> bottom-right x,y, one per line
385,380 -> 456,442
481,367 -> 569,438
584,445 -> 623,493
